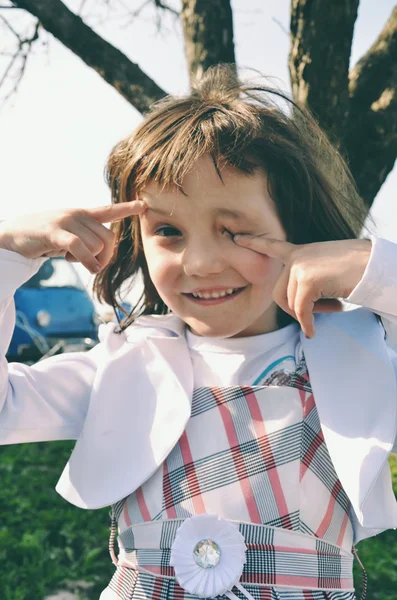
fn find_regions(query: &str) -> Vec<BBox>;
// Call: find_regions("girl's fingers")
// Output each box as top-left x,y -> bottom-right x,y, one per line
65,221 -> 105,257
286,272 -> 298,316
233,234 -> 295,263
42,249 -> 67,258
272,266 -> 293,317
294,284 -> 316,338
86,201 -> 146,223
79,216 -> 117,267
56,232 -> 102,273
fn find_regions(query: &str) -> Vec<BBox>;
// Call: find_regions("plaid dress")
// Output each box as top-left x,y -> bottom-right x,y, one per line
101,354 -> 362,600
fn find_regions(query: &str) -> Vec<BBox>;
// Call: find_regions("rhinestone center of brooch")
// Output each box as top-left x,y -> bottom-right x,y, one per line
193,538 -> 221,569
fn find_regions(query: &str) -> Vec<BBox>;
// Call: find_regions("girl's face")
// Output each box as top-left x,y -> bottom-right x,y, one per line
138,154 -> 287,338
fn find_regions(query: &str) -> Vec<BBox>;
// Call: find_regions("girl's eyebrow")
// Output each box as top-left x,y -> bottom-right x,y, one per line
145,205 -> 174,217
214,208 -> 252,221
145,205 -> 254,222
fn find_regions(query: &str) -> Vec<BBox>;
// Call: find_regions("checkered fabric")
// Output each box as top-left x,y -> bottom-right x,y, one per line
101,355 -> 359,600
116,519 -> 353,589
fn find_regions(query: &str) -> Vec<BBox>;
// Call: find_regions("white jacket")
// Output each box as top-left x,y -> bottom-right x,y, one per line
1,236 -> 397,544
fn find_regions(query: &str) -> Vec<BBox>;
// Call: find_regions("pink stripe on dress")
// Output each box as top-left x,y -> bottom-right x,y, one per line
123,502 -> 132,527
212,388 -> 261,523
300,433 -> 323,480
337,510 -> 351,547
178,430 -> 206,514
304,393 -> 316,415
316,481 -> 342,538
163,458 -> 177,518
245,388 -> 292,529
136,486 -> 151,522
151,573 -> 165,600
173,580 -> 186,600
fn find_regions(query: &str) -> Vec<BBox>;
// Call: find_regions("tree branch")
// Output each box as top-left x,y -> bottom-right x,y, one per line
0,10 -> 22,39
0,16 -> 40,105
345,6 -> 397,207
289,0 -> 359,140
153,0 -> 179,17
10,0 -> 167,113
181,0 -> 236,84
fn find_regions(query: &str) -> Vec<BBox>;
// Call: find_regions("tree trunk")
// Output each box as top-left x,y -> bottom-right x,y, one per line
11,0 -> 166,114
181,0 -> 236,84
346,6 -> 397,208
289,0 -> 359,145
290,0 -> 397,210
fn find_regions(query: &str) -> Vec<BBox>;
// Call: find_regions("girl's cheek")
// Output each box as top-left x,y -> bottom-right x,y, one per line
144,247 -> 177,288
236,251 -> 280,285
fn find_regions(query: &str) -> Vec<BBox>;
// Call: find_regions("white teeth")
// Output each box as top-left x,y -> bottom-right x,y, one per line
192,288 -> 239,299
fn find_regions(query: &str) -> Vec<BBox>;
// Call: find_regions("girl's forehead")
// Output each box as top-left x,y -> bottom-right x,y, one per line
139,173 -> 280,227
139,157 -> 268,200
139,155 -> 262,191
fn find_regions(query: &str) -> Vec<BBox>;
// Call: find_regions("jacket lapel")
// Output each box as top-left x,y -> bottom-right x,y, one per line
56,320 -> 193,509
301,307 -> 397,525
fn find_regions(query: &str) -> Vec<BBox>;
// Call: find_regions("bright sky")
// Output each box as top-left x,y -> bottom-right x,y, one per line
0,0 -> 396,301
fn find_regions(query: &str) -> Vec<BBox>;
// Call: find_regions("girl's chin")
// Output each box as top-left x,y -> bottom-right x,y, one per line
185,320 -> 254,338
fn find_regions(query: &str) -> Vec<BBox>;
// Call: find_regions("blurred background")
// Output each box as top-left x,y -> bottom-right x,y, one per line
0,1 -> 396,598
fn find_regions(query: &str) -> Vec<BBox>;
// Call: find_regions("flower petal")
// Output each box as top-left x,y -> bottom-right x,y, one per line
170,514 -> 247,598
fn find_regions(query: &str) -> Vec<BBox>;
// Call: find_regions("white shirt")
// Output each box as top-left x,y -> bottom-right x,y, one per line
185,322 -> 300,387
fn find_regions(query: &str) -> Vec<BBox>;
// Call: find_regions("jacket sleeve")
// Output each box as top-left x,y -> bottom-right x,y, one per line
0,248 -> 104,444
345,235 -> 397,452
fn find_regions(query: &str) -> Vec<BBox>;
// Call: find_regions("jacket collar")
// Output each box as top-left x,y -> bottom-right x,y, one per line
132,313 -> 186,336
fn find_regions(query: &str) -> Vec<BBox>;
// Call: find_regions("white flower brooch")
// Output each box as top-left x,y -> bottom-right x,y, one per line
170,513 -> 252,600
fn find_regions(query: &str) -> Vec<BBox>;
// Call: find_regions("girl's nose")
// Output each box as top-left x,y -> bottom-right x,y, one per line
183,240 -> 226,277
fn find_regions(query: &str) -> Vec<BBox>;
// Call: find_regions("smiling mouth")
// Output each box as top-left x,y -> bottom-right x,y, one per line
183,286 -> 247,305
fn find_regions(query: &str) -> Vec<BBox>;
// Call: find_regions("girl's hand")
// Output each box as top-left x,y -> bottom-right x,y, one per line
0,202 -> 146,274
233,235 -> 372,339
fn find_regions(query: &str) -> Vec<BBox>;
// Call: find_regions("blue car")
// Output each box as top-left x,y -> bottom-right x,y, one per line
7,257 -> 100,363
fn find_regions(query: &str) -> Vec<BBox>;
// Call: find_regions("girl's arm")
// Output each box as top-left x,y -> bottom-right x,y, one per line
0,201 -> 145,445
345,236 -> 397,454
0,248 -> 101,444
346,236 -> 397,352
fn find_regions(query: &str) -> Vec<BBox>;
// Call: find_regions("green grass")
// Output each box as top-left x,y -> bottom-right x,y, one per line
1,444 -> 397,599
0,441 -> 113,600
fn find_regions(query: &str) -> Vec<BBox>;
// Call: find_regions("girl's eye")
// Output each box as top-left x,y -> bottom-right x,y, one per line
222,227 -> 235,238
155,226 -> 182,238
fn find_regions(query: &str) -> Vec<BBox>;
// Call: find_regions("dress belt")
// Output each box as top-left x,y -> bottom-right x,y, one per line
112,517 -> 355,595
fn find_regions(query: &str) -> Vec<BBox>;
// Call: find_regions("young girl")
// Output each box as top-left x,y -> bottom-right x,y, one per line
0,65 -> 396,600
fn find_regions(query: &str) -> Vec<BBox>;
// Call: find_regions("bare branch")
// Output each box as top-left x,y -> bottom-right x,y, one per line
114,0 -> 179,32
77,0 -> 89,15
0,48 -> 19,89
272,16 -> 289,37
345,6 -> 397,207
0,17 -> 40,106
153,0 -> 179,17
0,11 -> 22,40
9,0 -> 167,113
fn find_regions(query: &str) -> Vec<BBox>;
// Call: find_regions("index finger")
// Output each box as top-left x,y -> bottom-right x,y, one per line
86,200 -> 147,223
233,234 -> 295,263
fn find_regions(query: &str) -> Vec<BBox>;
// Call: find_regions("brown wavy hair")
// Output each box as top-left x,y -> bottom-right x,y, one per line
93,64 -> 372,332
